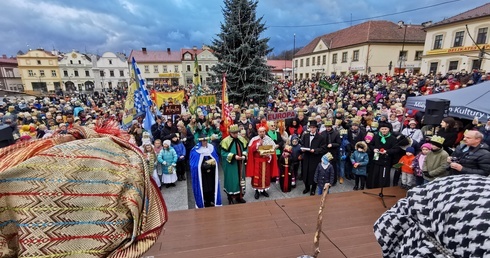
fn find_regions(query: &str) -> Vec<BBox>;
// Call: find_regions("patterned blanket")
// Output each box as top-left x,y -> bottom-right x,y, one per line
0,127 -> 167,257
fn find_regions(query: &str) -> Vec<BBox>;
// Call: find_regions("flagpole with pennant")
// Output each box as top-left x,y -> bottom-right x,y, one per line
131,57 -> 155,138
188,55 -> 200,115
221,73 -> 233,138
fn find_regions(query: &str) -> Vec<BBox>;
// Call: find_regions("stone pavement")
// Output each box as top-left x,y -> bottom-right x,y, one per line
160,166 -> 364,212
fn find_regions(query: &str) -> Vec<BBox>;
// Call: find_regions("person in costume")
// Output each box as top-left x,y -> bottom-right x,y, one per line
267,120 -> 285,182
300,120 -> 326,195
190,134 -> 222,208
157,139 -> 178,188
367,121 -> 400,188
246,126 -> 279,199
278,145 -> 293,192
220,124 -> 248,204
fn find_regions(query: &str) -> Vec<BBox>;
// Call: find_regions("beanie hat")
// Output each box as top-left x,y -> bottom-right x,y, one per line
365,132 -> 374,141
163,140 -> 171,147
421,143 -> 432,150
406,147 -> 415,154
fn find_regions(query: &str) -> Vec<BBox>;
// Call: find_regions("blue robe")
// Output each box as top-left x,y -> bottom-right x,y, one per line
190,142 -> 222,208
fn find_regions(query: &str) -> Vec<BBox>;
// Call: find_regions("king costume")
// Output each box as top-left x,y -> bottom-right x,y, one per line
190,140 -> 222,208
220,129 -> 248,204
246,134 -> 279,194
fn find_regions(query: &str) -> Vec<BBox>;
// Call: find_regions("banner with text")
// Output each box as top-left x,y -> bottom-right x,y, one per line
162,104 -> 182,115
267,111 -> 297,121
197,94 -> 217,106
155,90 -> 185,108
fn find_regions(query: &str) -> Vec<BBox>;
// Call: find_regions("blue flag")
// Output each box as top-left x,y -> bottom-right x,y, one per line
132,57 -> 155,137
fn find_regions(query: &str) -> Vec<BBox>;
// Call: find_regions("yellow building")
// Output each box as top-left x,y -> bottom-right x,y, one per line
293,20 -> 426,79
17,49 -> 62,93
421,3 -> 490,74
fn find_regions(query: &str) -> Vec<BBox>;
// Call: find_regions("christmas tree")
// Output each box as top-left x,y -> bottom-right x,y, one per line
210,0 -> 273,105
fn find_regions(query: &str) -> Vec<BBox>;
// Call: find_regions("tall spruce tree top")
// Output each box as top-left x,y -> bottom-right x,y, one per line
210,0 -> 273,106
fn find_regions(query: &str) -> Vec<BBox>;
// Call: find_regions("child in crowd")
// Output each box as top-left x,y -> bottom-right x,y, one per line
170,133 -> 186,181
314,152 -> 334,195
278,145 -> 293,192
398,147 -> 416,189
351,141 -> 369,190
412,143 -> 432,186
142,143 -> 161,188
290,135 -> 302,187
157,140 -> 178,189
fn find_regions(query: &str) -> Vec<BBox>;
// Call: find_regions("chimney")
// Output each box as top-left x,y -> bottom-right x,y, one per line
142,47 -> 147,54
2,54 -> 6,59
167,48 -> 171,54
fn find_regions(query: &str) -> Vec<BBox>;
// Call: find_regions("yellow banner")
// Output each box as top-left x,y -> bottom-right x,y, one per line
122,73 -> 138,126
426,44 -> 489,55
158,73 -> 180,78
155,90 -> 185,108
197,94 -> 216,106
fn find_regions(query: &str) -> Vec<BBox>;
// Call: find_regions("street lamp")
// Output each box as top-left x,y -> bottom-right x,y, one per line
292,33 -> 296,82
398,21 -> 408,77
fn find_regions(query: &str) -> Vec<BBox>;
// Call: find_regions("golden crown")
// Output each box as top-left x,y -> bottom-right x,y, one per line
340,129 -> 348,135
325,152 -> 334,161
431,135 -> 445,145
229,124 -> 240,133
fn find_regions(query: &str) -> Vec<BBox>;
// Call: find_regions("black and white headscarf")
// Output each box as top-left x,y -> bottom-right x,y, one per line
374,175 -> 490,258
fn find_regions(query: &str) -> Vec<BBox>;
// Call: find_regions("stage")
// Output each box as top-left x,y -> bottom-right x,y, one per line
141,187 -> 406,258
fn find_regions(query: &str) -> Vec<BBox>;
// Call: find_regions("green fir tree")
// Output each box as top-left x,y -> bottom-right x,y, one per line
210,0 -> 273,105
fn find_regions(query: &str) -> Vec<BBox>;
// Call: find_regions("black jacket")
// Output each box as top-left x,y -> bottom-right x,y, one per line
449,143 -> 490,176
321,129 -> 341,158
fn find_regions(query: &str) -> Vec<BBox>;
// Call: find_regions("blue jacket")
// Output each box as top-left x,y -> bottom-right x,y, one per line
350,151 -> 369,176
314,163 -> 334,187
172,141 -> 186,161
157,147 -> 177,174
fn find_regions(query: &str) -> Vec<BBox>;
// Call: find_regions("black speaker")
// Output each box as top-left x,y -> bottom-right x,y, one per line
0,125 -> 15,148
424,98 -> 450,125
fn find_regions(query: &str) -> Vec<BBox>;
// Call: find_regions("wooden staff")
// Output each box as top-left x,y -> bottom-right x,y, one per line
312,183 -> 331,258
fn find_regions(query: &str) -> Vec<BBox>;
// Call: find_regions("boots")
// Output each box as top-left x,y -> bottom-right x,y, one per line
181,174 -> 186,181
339,177 -> 344,184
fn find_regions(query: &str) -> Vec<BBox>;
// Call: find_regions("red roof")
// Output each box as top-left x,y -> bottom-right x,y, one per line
0,57 -> 18,65
267,60 -> 292,70
429,3 -> 490,28
296,20 -> 426,57
128,49 -> 181,63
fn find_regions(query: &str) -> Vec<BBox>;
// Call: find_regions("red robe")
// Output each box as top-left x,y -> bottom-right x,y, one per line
246,136 -> 279,190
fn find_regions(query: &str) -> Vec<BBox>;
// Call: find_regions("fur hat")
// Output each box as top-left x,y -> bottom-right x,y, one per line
355,141 -> 368,152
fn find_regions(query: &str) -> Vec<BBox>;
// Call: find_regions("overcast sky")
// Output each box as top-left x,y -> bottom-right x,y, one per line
1,0 -> 488,57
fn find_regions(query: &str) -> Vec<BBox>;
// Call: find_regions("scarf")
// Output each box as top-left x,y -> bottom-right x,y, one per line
378,131 -> 391,144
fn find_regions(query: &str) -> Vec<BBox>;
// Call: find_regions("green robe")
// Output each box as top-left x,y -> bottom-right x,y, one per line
220,135 -> 248,195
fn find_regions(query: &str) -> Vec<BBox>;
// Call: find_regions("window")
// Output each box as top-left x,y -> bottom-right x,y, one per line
322,55 -> 326,65
28,70 -> 34,76
37,60 -> 41,65
78,60 -> 81,64
300,59 -> 303,67
175,65 -> 179,72
317,56 -> 321,66
312,56 -> 315,66
453,31 -> 464,47
109,59 -> 112,65
109,70 -> 114,77
154,65 -> 159,73
305,73 -> 309,79
74,70 -> 79,77
186,65 -> 191,72
144,65 -> 149,73
199,65 -> 202,72
399,51 -> 407,61
477,28 -> 488,44
205,65 -> 208,72
100,71 -> 104,77
63,70 -> 69,77
52,70 -> 57,77
294,60 -> 298,68
306,58 -> 310,66
353,50 -> 359,61
448,61 -> 458,71
163,65 -> 167,72
341,52 -> 347,63
332,54 -> 337,64
70,60 -> 73,64
415,51 -> 423,60
85,71 -> 90,77
5,68 -> 14,77
429,62 -> 438,74
40,70 -> 45,77
433,35 -> 443,49
119,70 -> 124,77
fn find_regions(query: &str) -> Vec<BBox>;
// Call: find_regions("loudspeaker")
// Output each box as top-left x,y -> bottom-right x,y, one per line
424,98 -> 450,125
0,125 -> 15,148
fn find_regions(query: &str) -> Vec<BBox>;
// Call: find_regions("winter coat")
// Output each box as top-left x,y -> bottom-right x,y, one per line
350,151 -> 369,176
157,147 -> 178,174
423,148 -> 449,181
171,141 -> 186,161
314,163 -> 334,187
322,129 -> 341,158
436,127 -> 458,148
411,153 -> 426,177
449,143 -> 490,176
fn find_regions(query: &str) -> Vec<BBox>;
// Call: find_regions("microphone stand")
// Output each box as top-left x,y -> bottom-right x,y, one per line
363,166 -> 396,208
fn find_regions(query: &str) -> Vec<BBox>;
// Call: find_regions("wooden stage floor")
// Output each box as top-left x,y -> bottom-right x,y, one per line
142,187 -> 407,258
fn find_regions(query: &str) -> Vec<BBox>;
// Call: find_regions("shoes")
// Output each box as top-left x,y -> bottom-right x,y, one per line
359,186 -> 364,190
353,186 -> 358,191
261,191 -> 269,197
227,196 -> 235,205
177,176 -> 183,181
331,183 -> 336,187
303,189 -> 310,194
181,174 -> 186,181
310,191 -> 315,196
165,184 -> 171,188
339,177 -> 344,184
254,190 -> 259,199
170,183 -> 176,187
237,198 -> 247,203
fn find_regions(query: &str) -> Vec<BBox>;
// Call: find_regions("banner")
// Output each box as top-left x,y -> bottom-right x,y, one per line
267,111 -> 296,121
162,104 -> 182,115
197,94 -> 216,106
155,90 -> 185,108
319,79 -> 338,92
122,73 -> 138,127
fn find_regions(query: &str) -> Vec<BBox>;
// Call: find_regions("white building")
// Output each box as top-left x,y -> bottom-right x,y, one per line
58,50 -> 94,93
95,52 -> 130,92
181,46 -> 218,86
0,55 -> 23,91
421,3 -> 490,74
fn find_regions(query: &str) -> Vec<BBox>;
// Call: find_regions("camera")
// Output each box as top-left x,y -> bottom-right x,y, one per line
450,157 -> 459,163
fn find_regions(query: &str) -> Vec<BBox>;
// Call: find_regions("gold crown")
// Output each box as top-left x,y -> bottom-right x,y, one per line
340,129 -> 348,135
431,135 -> 445,145
325,152 -> 334,161
229,124 -> 240,133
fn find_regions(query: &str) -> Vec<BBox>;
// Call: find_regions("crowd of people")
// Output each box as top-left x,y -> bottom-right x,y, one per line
1,69 -> 490,207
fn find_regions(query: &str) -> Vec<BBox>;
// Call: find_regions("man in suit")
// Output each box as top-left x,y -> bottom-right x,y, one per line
300,120 -> 327,195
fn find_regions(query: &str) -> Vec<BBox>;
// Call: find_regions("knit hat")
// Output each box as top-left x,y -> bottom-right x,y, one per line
365,132 -> 374,141
421,143 -> 432,150
406,147 -> 415,154
163,140 -> 171,147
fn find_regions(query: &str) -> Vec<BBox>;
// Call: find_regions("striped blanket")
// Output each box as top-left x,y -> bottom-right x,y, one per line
0,126 -> 167,257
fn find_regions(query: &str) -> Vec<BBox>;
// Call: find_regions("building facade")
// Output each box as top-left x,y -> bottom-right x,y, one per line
421,3 -> 490,74
58,51 -> 95,93
95,52 -> 130,92
0,55 -> 23,91
181,46 -> 218,86
128,48 -> 182,88
293,20 -> 426,80
17,49 -> 62,93
267,60 -> 292,80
